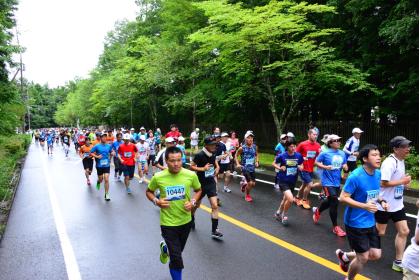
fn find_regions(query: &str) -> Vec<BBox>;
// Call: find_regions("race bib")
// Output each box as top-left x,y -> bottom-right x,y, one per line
307,151 -> 316,159
124,152 -> 132,158
286,167 -> 297,176
100,158 -> 109,166
205,165 -> 215,178
245,157 -> 255,165
394,186 -> 404,200
165,185 -> 186,201
286,159 -> 297,166
366,190 -> 379,202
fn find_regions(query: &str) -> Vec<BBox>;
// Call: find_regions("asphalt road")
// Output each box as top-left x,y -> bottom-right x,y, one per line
0,142 -> 417,280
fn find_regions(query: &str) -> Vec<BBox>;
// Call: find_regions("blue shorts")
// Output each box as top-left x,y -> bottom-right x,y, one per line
300,171 -> 315,184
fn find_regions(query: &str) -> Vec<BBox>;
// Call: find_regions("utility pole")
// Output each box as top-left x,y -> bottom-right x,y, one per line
15,26 -> 29,131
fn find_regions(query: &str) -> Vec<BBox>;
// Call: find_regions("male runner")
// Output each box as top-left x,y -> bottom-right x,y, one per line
112,133 -> 123,180
118,134 -> 138,194
90,134 -> 114,201
313,134 -> 348,237
295,129 -> 321,209
79,138 -> 94,186
62,130 -> 71,157
235,131 -> 259,202
343,128 -> 363,176
190,128 -> 200,153
190,136 -> 223,238
155,137 -> 177,171
219,132 -> 233,193
376,136 -> 412,272
136,135 -> 150,184
146,131 -> 157,175
273,139 -> 303,225
47,131 -> 54,155
336,144 -> 387,280
146,146 -> 202,280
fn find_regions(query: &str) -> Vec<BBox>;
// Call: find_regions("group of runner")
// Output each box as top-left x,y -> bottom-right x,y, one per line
32,124 -> 418,280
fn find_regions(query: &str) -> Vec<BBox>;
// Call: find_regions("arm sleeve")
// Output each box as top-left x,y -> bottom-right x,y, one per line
380,158 -> 394,181
316,152 -> 324,163
343,139 -> 353,155
192,174 -> 201,191
90,146 -> 97,154
298,154 -> 304,165
343,174 -> 356,194
296,143 -> 303,154
147,176 -> 158,191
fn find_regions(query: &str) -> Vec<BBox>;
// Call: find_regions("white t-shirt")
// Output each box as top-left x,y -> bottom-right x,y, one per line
378,154 -> 405,212
136,142 -> 150,162
190,132 -> 199,146
343,136 -> 360,162
220,141 -> 231,164
402,211 -> 419,274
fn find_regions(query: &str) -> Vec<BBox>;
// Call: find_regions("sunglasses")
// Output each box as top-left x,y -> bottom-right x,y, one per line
331,139 -> 341,143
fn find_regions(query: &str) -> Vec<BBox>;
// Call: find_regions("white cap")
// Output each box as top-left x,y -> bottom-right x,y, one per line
286,132 -> 295,138
123,134 -> 131,140
280,134 -> 287,140
178,136 -> 185,142
221,132 -> 229,137
326,134 -> 341,142
321,134 -> 330,144
139,135 -> 146,141
140,126 -> 145,130
352,127 -> 364,134
244,130 -> 254,138
195,128 -> 200,132
130,128 -> 135,131
165,137 -> 175,143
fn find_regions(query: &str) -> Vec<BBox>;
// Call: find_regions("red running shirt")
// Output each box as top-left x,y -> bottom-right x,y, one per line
118,143 -> 138,166
296,140 -> 321,172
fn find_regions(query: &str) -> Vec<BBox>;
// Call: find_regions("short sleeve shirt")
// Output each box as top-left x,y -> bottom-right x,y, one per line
276,152 -> 304,185
296,140 -> 321,172
91,143 -> 113,167
118,143 -> 138,166
148,168 -> 201,226
343,167 -> 381,228
136,142 -> 150,162
378,154 -> 405,212
316,149 -> 347,187
193,150 -> 217,187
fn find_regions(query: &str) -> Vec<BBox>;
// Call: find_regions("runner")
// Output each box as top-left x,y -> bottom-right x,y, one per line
274,134 -> 287,190
219,132 -> 233,193
235,131 -> 259,202
313,134 -> 348,237
229,131 -> 240,174
39,130 -> 46,149
139,126 -> 147,139
336,144 -> 386,280
155,128 -> 162,151
190,136 -> 223,238
146,146 -> 202,280
136,135 -> 150,184
190,128 -> 200,154
118,134 -> 138,194
295,129 -> 322,209
62,129 -> 71,157
402,205 -> 419,279
146,131 -> 157,175
375,136 -> 412,272
92,132 -> 101,146
90,134 -> 114,201
34,129 -> 40,143
165,124 -> 181,141
106,130 -> 114,145
176,136 -> 187,168
155,137 -> 177,171
112,133 -> 123,181
343,128 -> 364,179
79,138 -> 94,186
47,130 -> 54,155
273,139 -> 304,225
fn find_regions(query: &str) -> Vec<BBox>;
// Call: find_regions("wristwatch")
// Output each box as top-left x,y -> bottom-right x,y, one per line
153,197 -> 159,206
191,199 -> 196,207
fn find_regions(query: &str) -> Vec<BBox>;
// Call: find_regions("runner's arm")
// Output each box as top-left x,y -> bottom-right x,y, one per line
255,146 -> 259,167
235,147 -> 243,167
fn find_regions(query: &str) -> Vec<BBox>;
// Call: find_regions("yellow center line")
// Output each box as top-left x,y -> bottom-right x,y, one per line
199,204 -> 370,280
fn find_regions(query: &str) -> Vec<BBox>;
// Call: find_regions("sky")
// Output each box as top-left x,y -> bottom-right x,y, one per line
14,0 -> 138,87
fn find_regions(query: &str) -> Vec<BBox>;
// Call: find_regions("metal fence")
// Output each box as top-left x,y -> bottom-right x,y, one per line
175,121 -> 418,154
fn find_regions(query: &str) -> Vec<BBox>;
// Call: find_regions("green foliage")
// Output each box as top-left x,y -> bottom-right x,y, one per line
406,149 -> 419,180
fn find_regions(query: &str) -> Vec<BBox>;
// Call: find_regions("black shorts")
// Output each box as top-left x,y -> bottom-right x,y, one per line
243,170 -> 256,182
122,164 -> 135,178
161,222 -> 192,270
199,183 -> 217,199
82,158 -> 94,171
219,163 -> 230,173
344,161 -> 357,173
148,155 -> 156,166
279,183 -> 295,193
323,186 -> 341,197
346,225 -> 381,253
375,208 -> 407,224
96,167 -> 110,176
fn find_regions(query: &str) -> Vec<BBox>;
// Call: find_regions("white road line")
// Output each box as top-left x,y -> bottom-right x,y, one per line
40,149 -> 82,280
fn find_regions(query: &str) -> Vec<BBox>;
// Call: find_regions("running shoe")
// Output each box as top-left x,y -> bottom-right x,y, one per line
333,226 -> 346,237
274,184 -> 280,190
392,260 -> 403,272
105,192 -> 111,201
96,181 -> 101,190
312,207 -> 320,224
302,200 -> 311,210
223,186 -> 232,193
294,197 -> 303,207
126,187 -> 132,194
336,249 -> 350,272
281,216 -> 288,226
159,241 -> 169,264
274,211 -> 282,222
211,229 -> 223,240
245,194 -> 253,202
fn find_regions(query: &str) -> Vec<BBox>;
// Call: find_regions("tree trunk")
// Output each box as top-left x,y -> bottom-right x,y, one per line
265,77 -> 283,141
192,78 -> 196,131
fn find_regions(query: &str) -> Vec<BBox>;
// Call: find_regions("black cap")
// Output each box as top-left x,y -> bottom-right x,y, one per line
390,136 -> 411,148
204,135 -> 217,145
